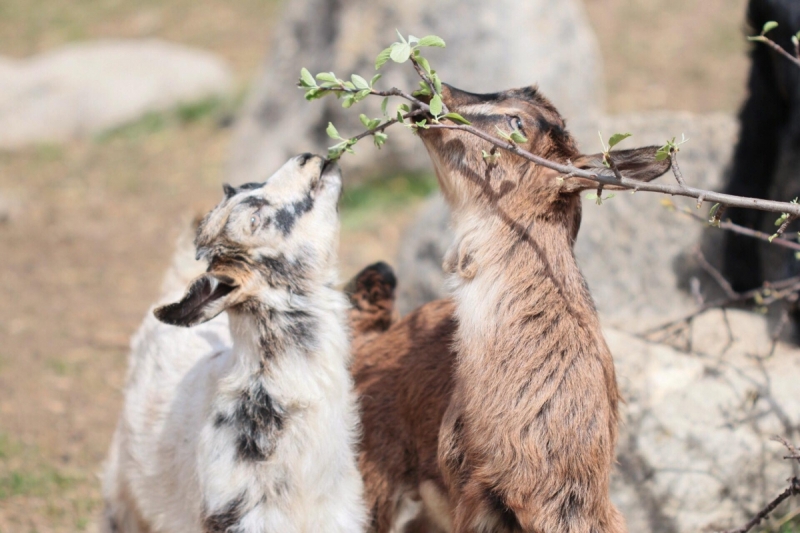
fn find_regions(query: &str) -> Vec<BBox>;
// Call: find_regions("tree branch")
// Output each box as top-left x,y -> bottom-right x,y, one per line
722,477 -> 800,533
671,206 -> 800,251
426,123 -> 800,217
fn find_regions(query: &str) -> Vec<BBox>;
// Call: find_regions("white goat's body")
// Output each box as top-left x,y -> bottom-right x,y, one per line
103,235 -> 365,532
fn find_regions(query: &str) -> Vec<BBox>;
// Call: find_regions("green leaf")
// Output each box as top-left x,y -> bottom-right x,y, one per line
368,118 -> 381,130
359,114 -> 371,128
762,21 -> 779,35
381,97 -> 389,117
316,72 -> 338,84
418,35 -> 446,48
374,132 -> 388,148
482,150 -> 500,164
328,141 -> 347,160
708,203 -> 721,221
326,122 -> 341,140
299,68 -> 316,88
351,74 -> 370,90
375,47 -> 393,69
429,94 -> 443,116
495,126 -> 513,142
390,42 -> 412,63
769,233 -> 778,243
775,213 -> 790,226
443,112 -> 471,125
432,73 -> 442,95
342,95 -> 355,108
396,110 -> 405,123
415,119 -> 429,129
407,34 -> 419,45
354,89 -> 371,102
371,73 -> 382,87
417,56 -> 432,75
304,88 -> 329,101
398,103 -> 410,113
395,29 -> 407,44
586,193 -> 598,200
608,132 -> 632,149
510,130 -> 528,143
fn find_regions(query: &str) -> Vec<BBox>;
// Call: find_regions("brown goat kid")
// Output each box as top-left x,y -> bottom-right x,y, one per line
351,84 -> 671,533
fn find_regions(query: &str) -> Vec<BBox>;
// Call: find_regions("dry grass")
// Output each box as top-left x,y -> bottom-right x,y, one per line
0,0 -> 756,531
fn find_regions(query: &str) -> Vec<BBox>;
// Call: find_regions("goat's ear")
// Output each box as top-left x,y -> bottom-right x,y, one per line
154,273 -> 238,327
559,146 -> 671,193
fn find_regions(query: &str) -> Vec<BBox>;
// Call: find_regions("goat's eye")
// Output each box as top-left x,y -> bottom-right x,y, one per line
508,115 -> 524,131
250,214 -> 260,232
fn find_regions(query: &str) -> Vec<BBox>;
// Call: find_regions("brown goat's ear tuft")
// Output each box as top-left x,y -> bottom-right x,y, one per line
560,146 -> 671,193
154,273 -> 238,327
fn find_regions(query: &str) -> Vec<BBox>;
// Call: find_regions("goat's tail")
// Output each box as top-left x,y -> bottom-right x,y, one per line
159,215 -> 205,298
345,261 -> 399,339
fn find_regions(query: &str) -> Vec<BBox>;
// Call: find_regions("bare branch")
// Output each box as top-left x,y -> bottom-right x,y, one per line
694,247 -> 737,299
670,151 -> 687,188
425,122 -> 800,218
674,207 -> 800,252
774,436 -> 800,464
642,275 -> 800,341
751,35 -> 800,68
722,477 -> 800,533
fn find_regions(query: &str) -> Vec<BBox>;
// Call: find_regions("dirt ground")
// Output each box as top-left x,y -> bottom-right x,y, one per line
0,0 -> 752,531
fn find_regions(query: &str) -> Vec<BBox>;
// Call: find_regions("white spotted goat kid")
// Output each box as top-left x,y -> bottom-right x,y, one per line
102,154 -> 366,533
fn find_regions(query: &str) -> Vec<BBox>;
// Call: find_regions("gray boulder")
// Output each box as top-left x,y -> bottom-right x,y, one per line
0,39 -> 232,148
227,0 -> 603,184
395,112 -> 740,327
608,310 -> 800,533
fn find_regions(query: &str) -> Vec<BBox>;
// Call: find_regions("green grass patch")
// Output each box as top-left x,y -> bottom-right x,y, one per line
0,468 -> 76,499
46,357 -> 71,376
94,94 -> 239,143
340,171 -> 436,228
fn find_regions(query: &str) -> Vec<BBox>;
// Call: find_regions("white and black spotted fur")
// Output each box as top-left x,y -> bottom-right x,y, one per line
102,154 -> 366,533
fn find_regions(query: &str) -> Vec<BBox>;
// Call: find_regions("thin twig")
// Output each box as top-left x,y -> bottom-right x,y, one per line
722,477 -> 800,533
605,154 -> 625,182
674,206 -> 800,252
774,436 -> 800,464
694,247 -> 737,299
776,215 -> 798,238
348,109 -> 426,144
752,35 -> 800,68
670,151 -> 687,188
642,275 -> 800,340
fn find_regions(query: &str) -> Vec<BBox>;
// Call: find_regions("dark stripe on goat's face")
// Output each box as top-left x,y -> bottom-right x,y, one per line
214,380 -> 286,462
241,196 -> 270,209
257,254 -> 309,293
274,191 -> 314,236
203,493 -> 246,533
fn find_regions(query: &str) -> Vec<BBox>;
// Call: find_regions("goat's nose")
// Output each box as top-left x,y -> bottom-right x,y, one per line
296,153 -> 314,166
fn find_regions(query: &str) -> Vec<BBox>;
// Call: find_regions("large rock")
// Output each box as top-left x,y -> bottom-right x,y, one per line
396,111 -> 740,327
227,0 -> 604,184
0,39 -> 232,148
609,310 -> 800,533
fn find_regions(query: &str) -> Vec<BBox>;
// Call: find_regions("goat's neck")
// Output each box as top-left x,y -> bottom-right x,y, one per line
449,202 -> 601,358
225,285 -> 350,396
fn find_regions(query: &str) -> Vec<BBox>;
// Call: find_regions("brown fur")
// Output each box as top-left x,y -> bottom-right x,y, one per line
349,84 -> 671,533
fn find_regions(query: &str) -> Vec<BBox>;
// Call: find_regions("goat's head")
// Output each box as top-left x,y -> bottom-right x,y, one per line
418,84 -> 671,220
155,153 -> 342,327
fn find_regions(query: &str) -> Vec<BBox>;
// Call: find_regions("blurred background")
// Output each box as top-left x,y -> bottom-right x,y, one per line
0,0 -> 784,531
